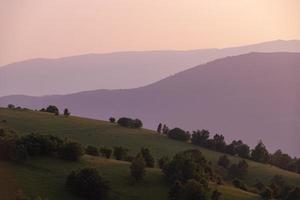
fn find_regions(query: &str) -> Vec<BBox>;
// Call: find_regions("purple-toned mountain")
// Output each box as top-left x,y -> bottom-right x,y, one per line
1,52 -> 299,156
1,40 -> 300,96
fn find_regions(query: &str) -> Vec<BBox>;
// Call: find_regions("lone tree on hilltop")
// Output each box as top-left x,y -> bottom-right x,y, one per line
63,108 -> 70,117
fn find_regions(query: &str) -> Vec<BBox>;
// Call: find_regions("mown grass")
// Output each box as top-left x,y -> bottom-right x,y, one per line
0,108 -> 299,199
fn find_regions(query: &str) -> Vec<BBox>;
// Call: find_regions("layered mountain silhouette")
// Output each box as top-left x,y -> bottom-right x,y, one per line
1,40 -> 300,96
1,52 -> 299,156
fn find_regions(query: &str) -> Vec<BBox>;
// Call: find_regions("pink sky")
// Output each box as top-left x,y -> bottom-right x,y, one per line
0,0 -> 300,66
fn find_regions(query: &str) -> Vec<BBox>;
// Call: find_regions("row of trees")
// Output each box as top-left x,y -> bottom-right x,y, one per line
40,105 -> 70,117
0,130 -> 84,162
158,124 -> 299,174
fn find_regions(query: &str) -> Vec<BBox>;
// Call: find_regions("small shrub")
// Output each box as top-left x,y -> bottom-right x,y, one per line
63,108 -> 70,117
109,117 -> 115,123
85,145 -> 99,156
211,189 -> 222,200
158,156 -> 170,169
140,148 -> 155,168
218,155 -> 230,169
45,105 -> 59,115
232,178 -> 248,191
113,146 -> 128,160
66,168 -> 110,199
59,141 -> 84,161
100,147 -> 112,159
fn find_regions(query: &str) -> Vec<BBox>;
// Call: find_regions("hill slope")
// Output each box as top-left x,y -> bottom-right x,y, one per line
1,108 -> 300,187
1,40 -> 300,96
1,52 -> 300,156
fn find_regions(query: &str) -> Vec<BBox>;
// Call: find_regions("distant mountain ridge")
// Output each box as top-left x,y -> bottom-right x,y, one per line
1,52 -> 299,156
1,40 -> 300,96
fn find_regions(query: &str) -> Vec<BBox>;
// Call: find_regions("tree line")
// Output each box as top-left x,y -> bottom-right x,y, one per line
157,124 -> 300,174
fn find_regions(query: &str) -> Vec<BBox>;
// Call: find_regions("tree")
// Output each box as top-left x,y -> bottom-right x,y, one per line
254,181 -> 265,192
85,145 -> 99,156
140,148 -> 155,168
157,123 -> 162,134
286,187 -> 300,200
270,175 -> 286,198
211,190 -> 222,200
100,147 -> 112,159
210,134 -> 226,152
117,117 -> 143,128
251,140 -> 270,163
163,150 -> 208,183
228,160 -> 248,179
162,124 -> 169,135
261,187 -> 273,200
46,105 -> 59,115
58,141 -> 84,161
232,178 -> 248,191
130,154 -> 146,181
7,104 -> 15,109
169,180 -> 184,200
184,179 -> 209,200
271,149 -> 292,170
168,128 -> 190,141
63,108 -> 70,117
158,156 -> 170,169
191,129 -> 210,147
218,155 -> 230,169
66,168 -> 110,200
109,117 -> 115,123
113,146 -> 128,160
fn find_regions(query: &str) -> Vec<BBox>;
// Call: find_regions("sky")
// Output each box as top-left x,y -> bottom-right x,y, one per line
0,0 -> 300,66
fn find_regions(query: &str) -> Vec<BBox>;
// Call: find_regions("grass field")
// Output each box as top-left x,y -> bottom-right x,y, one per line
0,108 -> 299,199
10,155 -> 261,200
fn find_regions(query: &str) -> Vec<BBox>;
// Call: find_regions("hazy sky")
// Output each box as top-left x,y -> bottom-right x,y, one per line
0,0 -> 299,66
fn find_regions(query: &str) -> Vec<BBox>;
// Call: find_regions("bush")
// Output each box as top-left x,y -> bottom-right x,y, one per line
117,117 -> 143,128
168,128 -> 190,141
113,146 -> 128,160
260,187 -> 273,200
218,155 -> 230,169
158,156 -> 170,169
191,129 -> 210,146
7,104 -> 15,109
109,117 -> 115,123
63,108 -> 70,117
228,160 -> 248,179
232,178 -> 248,191
59,141 -> 84,161
46,105 -> 59,115
100,147 -> 112,159
140,148 -> 155,168
19,133 -> 63,156
183,179 -> 209,200
85,145 -> 99,156
211,189 -> 222,200
66,168 -> 110,200
130,154 -> 146,181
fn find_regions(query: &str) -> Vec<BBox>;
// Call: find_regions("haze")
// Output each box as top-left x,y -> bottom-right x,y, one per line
1,0 -> 300,66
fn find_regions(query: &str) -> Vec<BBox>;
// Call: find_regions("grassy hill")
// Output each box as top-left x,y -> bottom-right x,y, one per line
0,108 -> 299,199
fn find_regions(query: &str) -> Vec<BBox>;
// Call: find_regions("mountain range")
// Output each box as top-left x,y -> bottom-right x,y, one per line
1,52 -> 299,156
1,40 -> 300,97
